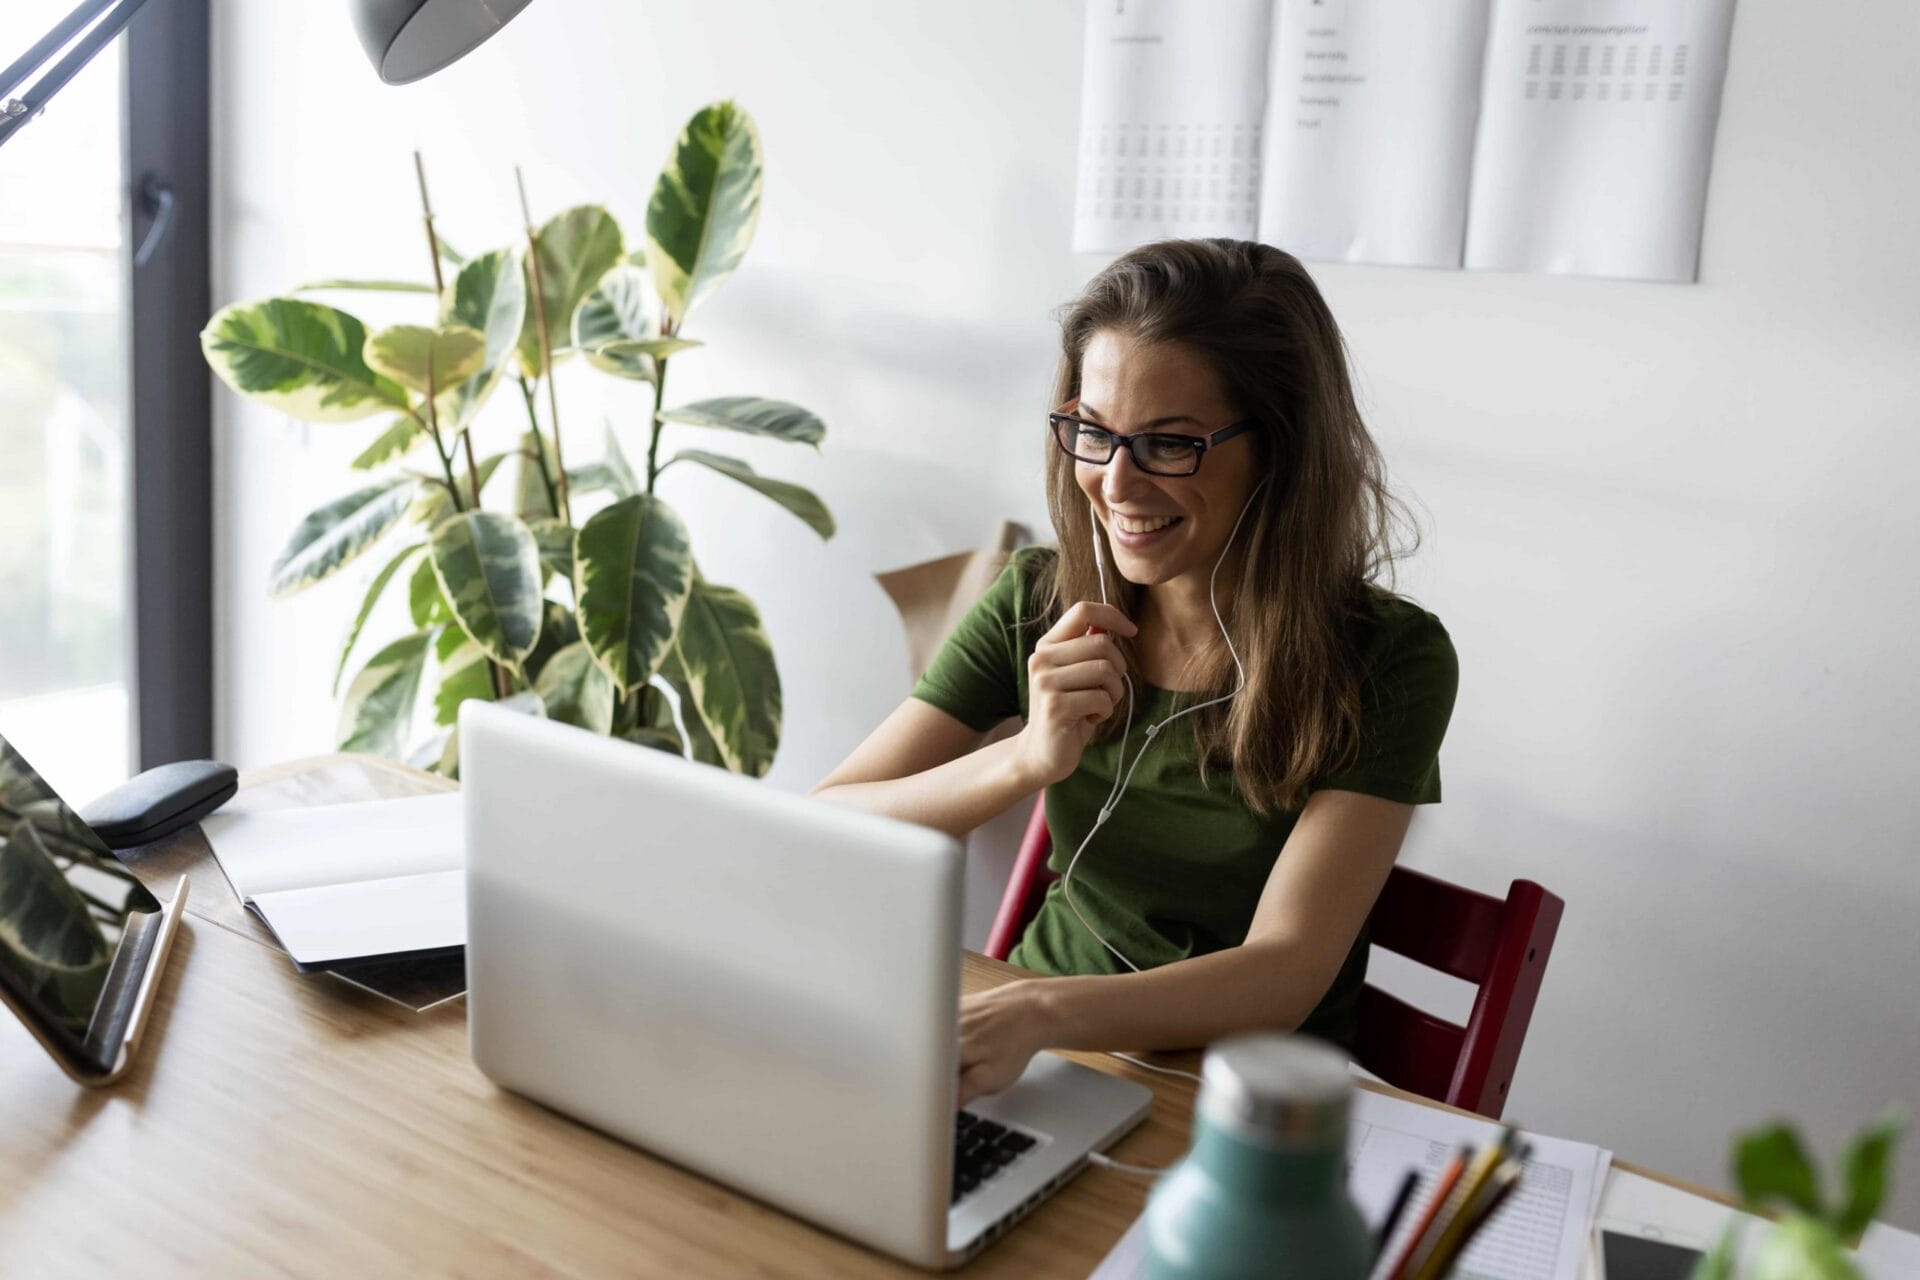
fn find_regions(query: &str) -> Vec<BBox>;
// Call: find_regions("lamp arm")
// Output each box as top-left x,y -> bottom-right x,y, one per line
0,0 -> 159,150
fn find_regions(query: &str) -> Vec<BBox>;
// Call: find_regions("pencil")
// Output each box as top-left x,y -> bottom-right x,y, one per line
1373,1168 -> 1421,1258
1408,1140 -> 1507,1280
1427,1163 -> 1523,1278
1380,1146 -> 1470,1280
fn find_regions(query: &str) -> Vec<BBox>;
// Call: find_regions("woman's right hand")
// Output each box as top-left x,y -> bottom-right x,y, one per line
1015,601 -> 1137,787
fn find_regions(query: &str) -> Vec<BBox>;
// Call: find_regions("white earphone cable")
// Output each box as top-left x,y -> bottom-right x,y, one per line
1058,481 -> 1267,975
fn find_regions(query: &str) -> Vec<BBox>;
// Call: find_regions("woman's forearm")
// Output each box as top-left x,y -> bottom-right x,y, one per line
1027,940 -> 1332,1053
810,734 -> 1041,839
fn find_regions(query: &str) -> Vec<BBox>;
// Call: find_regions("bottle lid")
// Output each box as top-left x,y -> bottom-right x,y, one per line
1198,1033 -> 1352,1147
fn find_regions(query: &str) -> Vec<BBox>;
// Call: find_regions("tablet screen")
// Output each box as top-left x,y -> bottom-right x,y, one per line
0,734 -> 161,1053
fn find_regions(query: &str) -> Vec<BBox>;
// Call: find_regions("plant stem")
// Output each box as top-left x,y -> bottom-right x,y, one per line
419,155 -> 509,700
515,165 -> 571,525
517,375 -> 562,517
416,152 -> 484,516
646,358 -> 670,495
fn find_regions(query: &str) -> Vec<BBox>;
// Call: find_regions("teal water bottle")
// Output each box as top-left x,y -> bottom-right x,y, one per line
1144,1033 -> 1370,1280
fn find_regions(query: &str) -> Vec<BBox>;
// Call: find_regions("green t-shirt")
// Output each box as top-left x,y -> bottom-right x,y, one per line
911,547 -> 1458,1049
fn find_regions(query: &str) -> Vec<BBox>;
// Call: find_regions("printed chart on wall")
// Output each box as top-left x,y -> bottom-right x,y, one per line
1463,0 -> 1738,281
1071,0 -> 1273,252
1074,0 -> 1738,282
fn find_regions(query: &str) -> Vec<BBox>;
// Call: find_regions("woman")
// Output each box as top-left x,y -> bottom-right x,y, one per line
812,239 -> 1457,1106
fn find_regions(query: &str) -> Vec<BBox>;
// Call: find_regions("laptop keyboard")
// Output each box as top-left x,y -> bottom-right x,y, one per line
952,1111 -> 1039,1205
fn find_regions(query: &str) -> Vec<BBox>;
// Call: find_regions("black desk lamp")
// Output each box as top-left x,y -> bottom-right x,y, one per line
2,0 -> 536,147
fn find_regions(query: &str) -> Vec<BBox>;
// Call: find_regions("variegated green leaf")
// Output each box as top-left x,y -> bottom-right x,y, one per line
659,652 -> 725,767
590,336 -> 703,378
669,449 -> 834,540
292,278 -> 435,295
659,396 -> 824,447
201,298 -> 410,422
337,630 -> 432,756
525,600 -> 581,687
438,248 -> 527,431
410,554 -> 451,628
673,579 -> 780,776
573,494 -> 693,691
515,430 -> 561,519
572,262 -> 661,381
413,452 -> 507,528
269,477 -> 417,598
432,631 -> 494,727
528,516 -> 574,582
533,641 -> 616,734
429,512 -> 544,667
516,205 -> 625,377
646,100 -> 762,325
334,542 -> 425,696
364,324 -> 486,399
568,423 -> 640,499
351,417 -> 421,471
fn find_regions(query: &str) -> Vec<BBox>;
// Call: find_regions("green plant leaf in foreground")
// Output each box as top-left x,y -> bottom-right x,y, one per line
646,100 -> 762,325
334,542 -> 425,695
517,204 -> 625,377
429,512 -> 544,667
659,396 -> 825,447
568,423 -> 640,500
573,262 -> 661,382
432,630 -> 495,727
292,279 -> 436,295
363,324 -> 487,398
337,630 -> 432,756
673,579 -> 781,776
658,651 -> 724,767
1735,1124 -> 1826,1219
268,478 -> 417,598
414,452 -> 507,529
534,641 -> 616,734
527,516 -> 574,582
351,417 -> 421,471
1832,1106 -> 1907,1237
439,247 -> 527,431
573,494 -> 693,691
669,449 -> 834,539
202,298 -> 409,422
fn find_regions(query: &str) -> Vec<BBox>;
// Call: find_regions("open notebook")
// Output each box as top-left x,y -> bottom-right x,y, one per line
198,794 -> 465,1004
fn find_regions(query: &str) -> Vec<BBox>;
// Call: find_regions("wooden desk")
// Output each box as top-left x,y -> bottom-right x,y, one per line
0,756 -> 1718,1277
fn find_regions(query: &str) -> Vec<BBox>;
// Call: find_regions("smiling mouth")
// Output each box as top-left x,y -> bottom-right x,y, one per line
1112,514 -> 1183,535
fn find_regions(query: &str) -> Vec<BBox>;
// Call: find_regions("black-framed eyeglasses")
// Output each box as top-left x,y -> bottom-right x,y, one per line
1048,412 -> 1259,478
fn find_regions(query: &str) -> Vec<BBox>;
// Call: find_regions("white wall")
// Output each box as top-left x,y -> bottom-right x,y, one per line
212,1 -> 1920,1226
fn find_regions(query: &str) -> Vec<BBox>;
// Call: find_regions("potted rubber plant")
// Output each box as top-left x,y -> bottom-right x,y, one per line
201,101 -> 830,778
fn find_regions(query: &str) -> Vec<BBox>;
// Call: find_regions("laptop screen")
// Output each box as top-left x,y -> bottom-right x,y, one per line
0,734 -> 161,1051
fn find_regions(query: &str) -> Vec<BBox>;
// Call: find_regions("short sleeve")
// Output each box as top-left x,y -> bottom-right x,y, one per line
1314,598 -> 1458,805
910,549 -> 1053,732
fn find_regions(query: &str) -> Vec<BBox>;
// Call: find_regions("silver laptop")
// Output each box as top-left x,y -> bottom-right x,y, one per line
460,702 -> 1151,1268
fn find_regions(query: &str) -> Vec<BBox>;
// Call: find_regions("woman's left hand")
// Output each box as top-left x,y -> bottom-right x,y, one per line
958,981 -> 1054,1108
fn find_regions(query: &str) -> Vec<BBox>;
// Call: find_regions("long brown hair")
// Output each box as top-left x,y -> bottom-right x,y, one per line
1040,238 -> 1411,812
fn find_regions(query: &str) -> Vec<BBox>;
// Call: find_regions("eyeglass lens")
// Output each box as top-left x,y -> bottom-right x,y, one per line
1056,419 -> 1202,476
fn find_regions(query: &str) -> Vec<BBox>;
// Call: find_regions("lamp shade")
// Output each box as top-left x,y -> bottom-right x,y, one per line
350,0 -> 536,85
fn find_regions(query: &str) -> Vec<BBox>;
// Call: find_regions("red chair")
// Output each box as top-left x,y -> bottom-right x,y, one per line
982,796 -> 1563,1120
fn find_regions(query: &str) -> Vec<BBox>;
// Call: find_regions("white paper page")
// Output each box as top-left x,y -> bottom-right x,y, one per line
199,792 -> 464,900
1256,0 -> 1492,267
248,869 -> 466,965
1351,1089 -> 1607,1280
1072,0 -> 1273,253
1463,0 -> 1737,281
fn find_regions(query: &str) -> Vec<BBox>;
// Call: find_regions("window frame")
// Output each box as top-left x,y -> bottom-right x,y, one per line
124,0 -> 212,767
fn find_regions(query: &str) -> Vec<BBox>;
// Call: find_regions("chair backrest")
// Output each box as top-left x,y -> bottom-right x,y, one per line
984,796 -> 1563,1120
